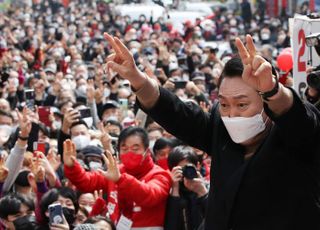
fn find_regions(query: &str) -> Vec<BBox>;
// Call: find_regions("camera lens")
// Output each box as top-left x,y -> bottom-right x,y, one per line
182,164 -> 198,180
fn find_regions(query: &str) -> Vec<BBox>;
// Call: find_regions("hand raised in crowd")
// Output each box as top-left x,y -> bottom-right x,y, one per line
199,101 -> 210,113
184,172 -> 208,198
63,139 -> 77,167
30,154 -> 45,183
170,166 -> 183,197
47,149 -> 61,172
35,151 -> 57,187
52,74 -> 63,96
86,79 -> 95,103
163,80 -> 175,91
97,150 -> 120,183
17,107 -> 32,139
94,189 -> 104,201
98,122 -> 114,155
104,33 -> 147,90
95,83 -> 104,104
26,106 -> 40,124
235,35 -> 275,93
186,81 -> 201,96
0,155 -> 8,183
155,68 -> 168,83
62,108 -> 80,134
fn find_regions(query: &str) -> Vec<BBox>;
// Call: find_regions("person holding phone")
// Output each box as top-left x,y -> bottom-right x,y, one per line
40,187 -> 78,230
102,32 -> 320,229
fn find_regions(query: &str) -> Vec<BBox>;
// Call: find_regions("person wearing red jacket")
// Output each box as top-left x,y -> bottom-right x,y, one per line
63,126 -> 172,229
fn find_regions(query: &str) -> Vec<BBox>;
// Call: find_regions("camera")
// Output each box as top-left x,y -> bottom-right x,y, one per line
182,164 -> 198,180
307,70 -> 320,90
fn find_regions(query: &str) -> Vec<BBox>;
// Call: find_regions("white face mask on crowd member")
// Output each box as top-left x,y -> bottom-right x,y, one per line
72,135 -> 91,150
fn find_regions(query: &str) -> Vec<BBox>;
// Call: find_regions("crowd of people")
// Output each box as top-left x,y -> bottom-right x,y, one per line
0,0 -> 318,230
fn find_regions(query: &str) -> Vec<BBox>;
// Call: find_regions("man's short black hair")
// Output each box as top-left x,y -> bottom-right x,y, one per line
70,119 -> 89,130
103,120 -> 123,132
167,145 -> 199,170
0,193 -> 35,219
117,127 -> 149,151
153,137 -> 173,154
217,56 -> 278,89
217,56 -> 243,89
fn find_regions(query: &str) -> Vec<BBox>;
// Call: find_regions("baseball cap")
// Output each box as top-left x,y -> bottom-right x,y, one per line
79,145 -> 103,158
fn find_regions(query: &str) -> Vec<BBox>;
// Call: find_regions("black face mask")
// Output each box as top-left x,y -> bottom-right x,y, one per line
62,207 -> 75,226
13,215 -> 38,230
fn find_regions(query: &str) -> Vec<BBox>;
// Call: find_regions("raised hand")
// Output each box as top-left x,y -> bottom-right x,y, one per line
235,35 -> 275,93
86,79 -> 95,103
0,155 -> 8,183
63,139 -> 77,167
17,107 -> 32,138
97,150 -> 120,182
61,108 -> 80,134
94,189 -> 103,201
98,122 -> 114,154
35,151 -> 57,187
31,154 -> 45,183
104,33 -> 147,90
47,149 -> 62,171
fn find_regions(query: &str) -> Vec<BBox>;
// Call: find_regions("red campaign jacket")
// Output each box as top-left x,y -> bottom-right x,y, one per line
64,161 -> 172,227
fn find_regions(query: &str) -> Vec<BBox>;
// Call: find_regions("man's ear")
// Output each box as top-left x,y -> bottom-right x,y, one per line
27,173 -> 37,192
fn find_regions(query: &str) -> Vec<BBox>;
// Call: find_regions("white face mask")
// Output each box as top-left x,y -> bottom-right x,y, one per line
261,33 -> 270,41
78,85 -> 87,95
104,115 -> 118,122
0,125 -> 11,146
72,135 -> 91,150
52,120 -> 62,130
104,88 -> 111,98
89,161 -> 103,171
83,117 -> 93,128
221,110 -> 267,144
149,140 -> 156,152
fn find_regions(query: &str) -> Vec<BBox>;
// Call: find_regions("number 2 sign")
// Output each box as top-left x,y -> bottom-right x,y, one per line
297,29 -> 306,72
292,15 -> 320,98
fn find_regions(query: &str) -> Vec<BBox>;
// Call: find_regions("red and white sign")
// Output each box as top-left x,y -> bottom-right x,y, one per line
292,15 -> 320,97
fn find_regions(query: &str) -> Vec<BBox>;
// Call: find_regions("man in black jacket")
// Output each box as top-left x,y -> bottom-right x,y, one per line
103,33 -> 320,230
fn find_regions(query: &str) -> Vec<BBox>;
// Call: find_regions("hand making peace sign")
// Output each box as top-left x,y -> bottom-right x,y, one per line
104,33 -> 147,90
235,35 -> 276,94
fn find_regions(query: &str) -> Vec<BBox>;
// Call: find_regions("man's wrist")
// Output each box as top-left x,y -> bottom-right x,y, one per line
259,75 -> 279,101
61,125 -> 70,134
18,132 -> 28,141
196,187 -> 208,197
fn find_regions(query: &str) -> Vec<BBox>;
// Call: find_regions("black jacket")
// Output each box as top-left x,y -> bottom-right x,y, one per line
164,192 -> 208,230
142,87 -> 320,230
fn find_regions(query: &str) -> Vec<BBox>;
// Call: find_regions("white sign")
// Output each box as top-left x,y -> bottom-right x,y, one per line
292,15 -> 320,97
